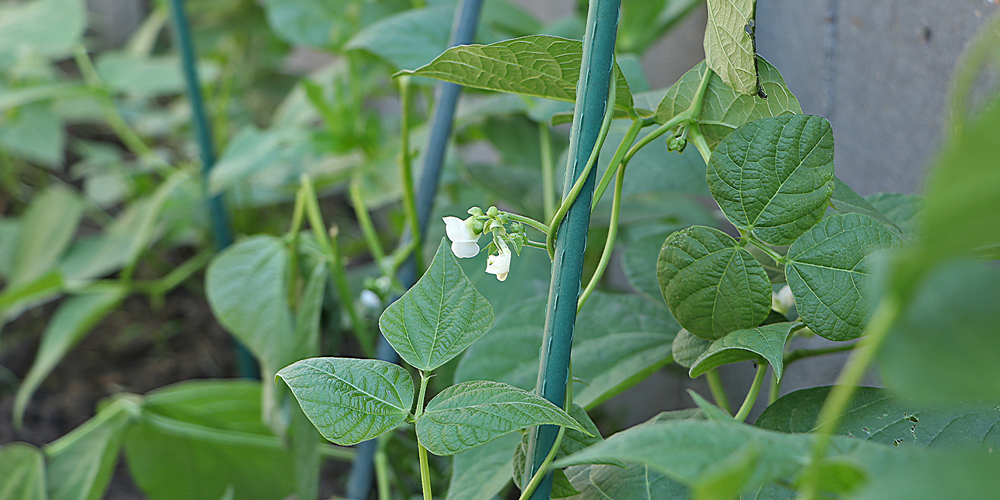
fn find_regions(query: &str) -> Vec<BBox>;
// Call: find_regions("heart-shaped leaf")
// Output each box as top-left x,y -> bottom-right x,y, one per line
657,226 -> 771,340
689,322 -> 799,380
277,357 -> 414,446
707,114 -> 835,246
703,0 -> 757,95
786,213 -> 902,341
379,239 -> 494,372
415,380 -> 585,456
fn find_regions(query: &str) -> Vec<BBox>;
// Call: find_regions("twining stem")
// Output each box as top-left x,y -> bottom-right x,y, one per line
517,426 -> 567,500
592,118 -> 642,209
734,361 -> 768,422
349,179 -> 388,267
705,369 -> 731,414
799,297 -> 901,500
784,343 -> 856,366
578,159 -> 625,311
540,124 -> 557,221
415,371 -> 433,500
398,76 -> 422,270
545,73 -> 617,260
506,213 -> 551,234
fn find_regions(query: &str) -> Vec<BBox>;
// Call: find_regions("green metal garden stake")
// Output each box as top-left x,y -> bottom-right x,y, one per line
523,1 -> 621,498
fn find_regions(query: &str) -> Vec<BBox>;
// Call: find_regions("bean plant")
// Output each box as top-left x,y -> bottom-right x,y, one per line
2,0 -> 1000,499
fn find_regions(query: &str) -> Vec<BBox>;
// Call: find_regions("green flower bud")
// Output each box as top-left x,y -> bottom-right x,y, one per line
486,206 -> 499,217
472,219 -> 485,234
468,206 -> 484,217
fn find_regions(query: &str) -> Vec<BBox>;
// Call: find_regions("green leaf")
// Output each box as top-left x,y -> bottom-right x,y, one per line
260,0 -> 358,49
45,398 -> 138,500
756,386 -> 1000,449
123,380 -> 300,500
0,218 -> 19,279
513,405 -> 609,497
13,286 -> 127,428
208,126 -> 288,194
416,380 -> 585,456
0,104 -> 65,167
0,83 -> 88,113
671,328 -> 712,369
95,53 -> 219,97
445,433 -> 519,500
618,0 -> 702,54
7,185 -> 82,288
849,451 -> 1000,500
397,35 -> 634,112
379,239 -> 494,372
785,213 -> 902,341
566,463 -> 690,500
346,6 -> 452,71
455,292 -> 678,408
703,0 -> 757,95
879,261 -> 1000,403
689,323 -> 798,380
655,59 -> 801,151
707,114 -> 835,245
0,443 -> 47,500
0,271 -> 63,321
0,0 -> 86,62
865,192 -> 923,238
277,357 -> 414,446
657,226 -> 771,340
830,176 -> 900,232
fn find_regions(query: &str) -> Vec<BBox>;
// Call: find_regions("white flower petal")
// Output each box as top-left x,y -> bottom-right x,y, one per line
485,241 -> 512,281
443,216 -> 478,243
451,241 -> 480,258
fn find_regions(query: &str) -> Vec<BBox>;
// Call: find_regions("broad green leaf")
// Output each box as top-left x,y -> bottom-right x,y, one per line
671,329 -> 711,369
379,239 -> 494,372
0,443 -> 46,500
707,114 -> 835,245
865,192 -> 923,238
13,286 -> 127,428
208,126 -> 288,194
45,398 -> 138,500
655,59 -> 801,150
0,271 -> 63,321
566,463 -> 689,500
688,391 -> 734,422
455,292 -> 678,409
277,357 -> 414,446
0,83 -> 89,113
624,233 -> 674,302
830,176 -> 900,232
445,433 -> 520,500
850,451 -> 1000,500
0,104 -> 65,167
8,185 -> 82,288
513,405 -> 609,497
346,6 -> 452,71
0,0 -> 85,62
397,35 -> 634,111
657,226 -> 771,340
879,261 -> 1000,403
689,323 -> 798,380
618,0 -> 702,54
124,380 -> 300,500
261,0 -> 359,49
703,0 -> 756,95
785,213 -> 902,341
96,53 -> 219,97
416,380 -> 585,456
756,386 -> 1000,449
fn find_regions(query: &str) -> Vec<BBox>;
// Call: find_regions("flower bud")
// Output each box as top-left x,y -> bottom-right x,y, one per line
486,206 -> 499,217
468,206 -> 484,217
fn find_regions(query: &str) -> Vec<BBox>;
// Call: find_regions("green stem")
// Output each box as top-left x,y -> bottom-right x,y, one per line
799,297 -> 901,500
330,225 -> 373,357
524,240 -> 548,250
769,369 -> 780,405
744,232 -> 787,264
578,160 -> 624,312
506,213 -> 550,234
375,435 -> 392,500
540,124 -> 557,221
592,118 -> 642,210
546,73 -> 617,259
301,176 -> 333,253
734,361 -> 768,422
705,369 -> 731,414
784,343 -> 856,366
518,426 -> 567,500
136,247 -> 214,307
688,127 -> 712,164
349,179 -> 388,267
688,65 -> 714,121
398,76 -> 421,270
289,187 -> 306,241
415,371 -> 433,500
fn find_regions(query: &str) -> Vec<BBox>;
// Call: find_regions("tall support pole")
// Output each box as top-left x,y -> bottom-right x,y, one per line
345,1 -> 485,498
524,1 -> 621,499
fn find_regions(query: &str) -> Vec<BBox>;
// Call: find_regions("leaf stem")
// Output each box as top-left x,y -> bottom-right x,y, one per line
540,124 -> 557,221
578,159 -> 624,312
506,213 -> 550,234
375,435 -> 392,500
705,369 -> 731,414
734,361 -> 768,422
799,297 -> 901,500
518,426 -> 567,500
744,232 -> 787,264
783,343 -> 856,366
524,240 -> 549,250
769,370 -> 780,404
592,118 -> 642,210
349,179 -> 388,267
418,443 -> 433,500
398,76 -> 422,271
688,128 -> 713,164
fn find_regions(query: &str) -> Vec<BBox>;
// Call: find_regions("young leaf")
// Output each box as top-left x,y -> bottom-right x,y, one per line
0,443 -> 46,500
13,285 -> 127,428
707,114 -> 835,246
704,0 -> 757,95
655,59 -> 801,150
277,357 -> 414,446
785,213 -> 902,341
396,35 -> 634,112
671,328 -> 712,369
657,226 -> 771,340
8,185 -> 83,288
757,386 -> 1000,449
379,239 -> 494,372
689,322 -> 798,380
415,380 -> 586,456
445,433 -> 520,500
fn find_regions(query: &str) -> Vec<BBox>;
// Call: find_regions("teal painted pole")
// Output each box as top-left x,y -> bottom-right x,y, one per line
524,1 -> 621,498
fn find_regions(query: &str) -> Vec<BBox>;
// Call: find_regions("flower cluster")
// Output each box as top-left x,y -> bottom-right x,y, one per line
443,206 -> 531,282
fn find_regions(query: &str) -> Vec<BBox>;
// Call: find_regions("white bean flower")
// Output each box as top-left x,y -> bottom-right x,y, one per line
771,285 -> 795,315
443,216 -> 481,258
485,238 -> 512,281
